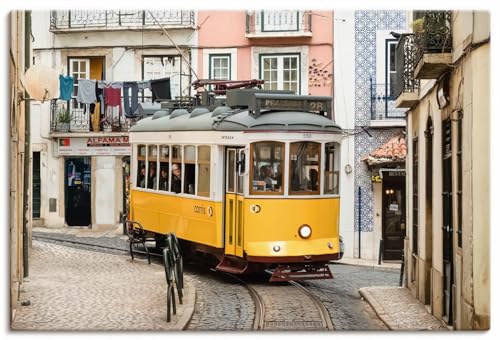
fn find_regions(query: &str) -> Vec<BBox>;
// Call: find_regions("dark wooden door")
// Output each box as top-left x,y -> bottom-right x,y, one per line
382,174 -> 406,260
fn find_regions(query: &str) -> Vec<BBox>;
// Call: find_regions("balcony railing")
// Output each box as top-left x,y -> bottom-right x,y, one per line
50,98 -> 141,133
246,10 -> 312,36
393,34 -> 420,98
50,10 -> 195,31
370,79 -> 406,120
413,11 -> 452,65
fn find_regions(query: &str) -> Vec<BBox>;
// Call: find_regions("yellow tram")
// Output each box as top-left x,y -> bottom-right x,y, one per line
128,87 -> 343,281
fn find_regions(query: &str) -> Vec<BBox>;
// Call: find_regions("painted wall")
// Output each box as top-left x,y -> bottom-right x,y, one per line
405,11 -> 490,329
345,10 -> 408,260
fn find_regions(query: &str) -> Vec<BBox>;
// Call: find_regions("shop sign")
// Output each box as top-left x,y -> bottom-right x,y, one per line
371,175 -> 382,183
58,137 -> 131,156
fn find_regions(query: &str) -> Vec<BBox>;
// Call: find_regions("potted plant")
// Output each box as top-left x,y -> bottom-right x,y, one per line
57,108 -> 72,132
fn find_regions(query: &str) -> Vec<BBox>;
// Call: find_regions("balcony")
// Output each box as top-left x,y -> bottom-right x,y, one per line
413,11 -> 453,79
394,34 -> 420,108
50,10 -> 195,32
50,98 -> 136,135
370,79 -> 406,127
246,11 -> 312,38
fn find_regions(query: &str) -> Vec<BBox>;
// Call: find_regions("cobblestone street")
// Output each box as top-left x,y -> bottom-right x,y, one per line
11,240 -> 193,330
306,263 -> 400,330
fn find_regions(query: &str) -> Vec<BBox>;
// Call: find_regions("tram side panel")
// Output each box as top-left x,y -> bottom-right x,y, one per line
130,190 -> 224,249
243,197 -> 341,261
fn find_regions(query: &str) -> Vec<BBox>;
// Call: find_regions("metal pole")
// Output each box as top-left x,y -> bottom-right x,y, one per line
358,186 -> 361,259
22,10 -> 32,278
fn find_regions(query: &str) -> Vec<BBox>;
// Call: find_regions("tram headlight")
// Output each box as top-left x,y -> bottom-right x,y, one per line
298,224 -> 312,239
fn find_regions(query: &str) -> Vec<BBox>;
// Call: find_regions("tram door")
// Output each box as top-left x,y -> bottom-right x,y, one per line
224,148 -> 245,257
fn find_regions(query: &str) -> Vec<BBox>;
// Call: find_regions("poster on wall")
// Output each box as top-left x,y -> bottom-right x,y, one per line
57,137 -> 131,156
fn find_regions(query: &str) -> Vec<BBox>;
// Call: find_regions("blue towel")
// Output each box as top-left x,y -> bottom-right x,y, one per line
59,75 -> 74,101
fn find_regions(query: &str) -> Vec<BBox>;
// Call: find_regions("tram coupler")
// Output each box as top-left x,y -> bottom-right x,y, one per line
268,263 -> 333,282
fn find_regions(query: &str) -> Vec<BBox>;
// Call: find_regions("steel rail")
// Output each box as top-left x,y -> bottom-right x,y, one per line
289,280 -> 335,330
221,273 -> 265,330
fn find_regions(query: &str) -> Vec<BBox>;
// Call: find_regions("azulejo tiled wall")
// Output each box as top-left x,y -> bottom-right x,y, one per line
354,10 -> 407,232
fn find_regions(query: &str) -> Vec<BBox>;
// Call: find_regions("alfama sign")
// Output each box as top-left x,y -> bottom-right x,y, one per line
57,136 -> 131,156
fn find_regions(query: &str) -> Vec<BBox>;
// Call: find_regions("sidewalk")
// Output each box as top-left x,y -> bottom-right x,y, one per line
337,257 -> 447,331
359,286 -> 448,330
12,227 -> 196,331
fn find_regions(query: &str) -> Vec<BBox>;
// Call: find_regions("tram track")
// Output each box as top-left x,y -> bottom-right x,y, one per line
224,273 -> 333,331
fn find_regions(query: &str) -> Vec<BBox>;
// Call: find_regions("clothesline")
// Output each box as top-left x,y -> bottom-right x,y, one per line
58,75 -> 172,118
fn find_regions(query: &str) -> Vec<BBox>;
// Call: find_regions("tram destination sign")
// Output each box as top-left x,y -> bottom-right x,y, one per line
248,93 -> 332,117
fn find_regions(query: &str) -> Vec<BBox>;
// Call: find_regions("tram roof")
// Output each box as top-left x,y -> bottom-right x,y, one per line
130,108 -> 342,133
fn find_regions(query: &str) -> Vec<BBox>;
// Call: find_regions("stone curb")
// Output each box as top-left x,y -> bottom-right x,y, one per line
335,261 -> 401,273
176,276 -> 197,330
359,287 -> 394,330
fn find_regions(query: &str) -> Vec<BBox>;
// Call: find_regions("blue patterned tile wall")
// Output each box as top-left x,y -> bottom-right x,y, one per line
354,10 -> 407,232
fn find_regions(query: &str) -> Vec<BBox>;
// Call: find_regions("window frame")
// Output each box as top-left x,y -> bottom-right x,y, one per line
141,55 -> 183,101
259,53 -> 301,94
249,141 -> 285,196
209,54 -> 231,81
288,141 -> 321,196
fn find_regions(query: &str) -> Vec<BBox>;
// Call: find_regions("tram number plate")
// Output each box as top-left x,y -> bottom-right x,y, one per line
302,133 -> 312,139
194,205 -> 206,215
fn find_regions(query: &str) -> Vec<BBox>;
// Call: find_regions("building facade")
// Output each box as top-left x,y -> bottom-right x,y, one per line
30,10 -> 197,229
195,10 -> 333,98
394,10 -> 490,329
10,10 -> 31,321
334,10 -> 409,261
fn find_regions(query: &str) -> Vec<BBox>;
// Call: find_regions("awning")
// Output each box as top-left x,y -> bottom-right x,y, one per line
362,134 -> 407,166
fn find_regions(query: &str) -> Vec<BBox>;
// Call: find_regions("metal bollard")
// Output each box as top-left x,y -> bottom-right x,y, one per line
399,253 -> 405,286
378,239 -> 384,265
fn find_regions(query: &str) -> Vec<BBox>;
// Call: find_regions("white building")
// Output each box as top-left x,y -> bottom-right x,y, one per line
30,10 -> 197,229
334,10 -> 410,261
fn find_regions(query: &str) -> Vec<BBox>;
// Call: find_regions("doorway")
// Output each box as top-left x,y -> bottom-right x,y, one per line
32,151 -> 41,219
224,148 -> 245,257
65,157 -> 91,226
442,119 -> 453,325
382,173 -> 406,260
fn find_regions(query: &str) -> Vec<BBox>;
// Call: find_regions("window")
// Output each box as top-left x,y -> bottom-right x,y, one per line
209,54 -> 231,80
386,40 -> 398,97
171,145 -> 182,194
324,143 -> 340,194
260,54 -> 299,94
260,11 -> 300,32
197,146 -> 211,197
250,142 -> 284,195
142,56 -> 182,100
147,145 -> 158,189
69,58 -> 90,110
289,142 -> 320,195
136,145 -> 146,188
159,145 -> 170,191
184,145 -> 196,195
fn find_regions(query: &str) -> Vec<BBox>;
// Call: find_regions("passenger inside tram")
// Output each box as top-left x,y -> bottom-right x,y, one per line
171,163 -> 182,193
147,162 -> 156,189
138,165 -> 146,188
159,168 -> 168,191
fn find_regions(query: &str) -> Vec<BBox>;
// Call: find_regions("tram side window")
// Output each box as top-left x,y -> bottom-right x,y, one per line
171,145 -> 182,193
184,145 -> 196,195
289,142 -> 320,195
147,145 -> 158,189
197,146 -> 211,197
159,145 -> 169,191
137,145 -> 146,188
324,142 -> 340,194
250,142 -> 284,194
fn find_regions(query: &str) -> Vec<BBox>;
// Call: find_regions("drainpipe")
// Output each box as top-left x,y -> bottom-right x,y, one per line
22,10 -> 32,277
358,186 -> 361,259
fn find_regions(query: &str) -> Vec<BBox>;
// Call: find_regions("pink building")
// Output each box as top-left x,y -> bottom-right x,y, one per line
196,10 -> 333,98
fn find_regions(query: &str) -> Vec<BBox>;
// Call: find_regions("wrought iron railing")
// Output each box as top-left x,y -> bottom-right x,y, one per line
246,10 -> 312,34
50,10 -> 195,30
370,79 -> 406,120
50,98 -> 140,133
413,11 -> 452,64
393,34 -> 420,98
